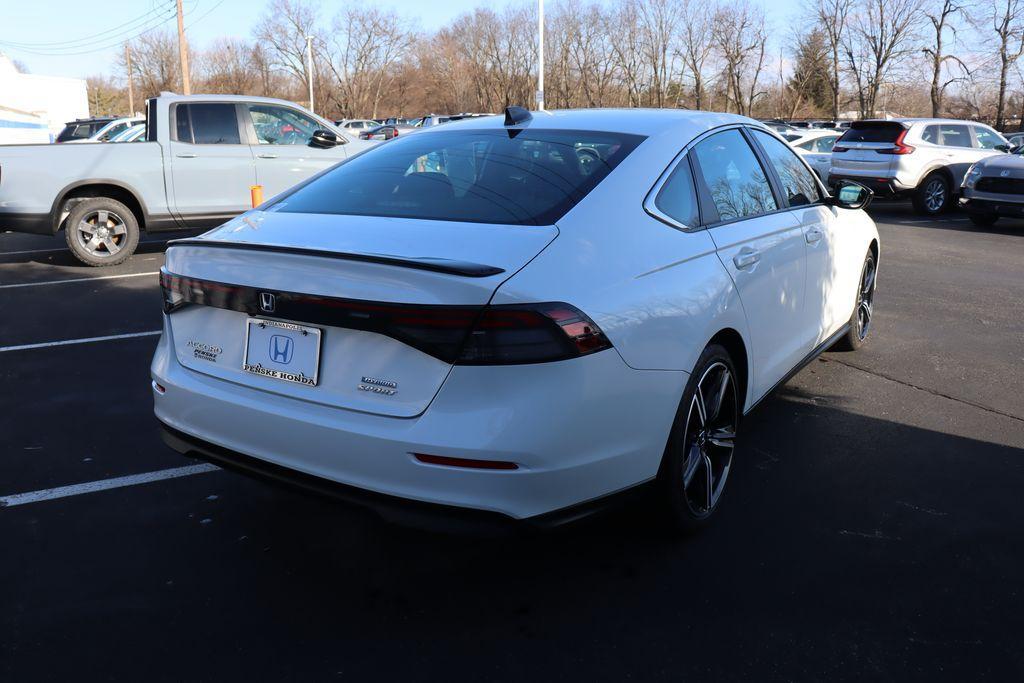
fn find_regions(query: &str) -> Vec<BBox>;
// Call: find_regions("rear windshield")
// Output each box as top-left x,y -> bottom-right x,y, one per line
839,121 -> 905,143
273,128 -> 645,225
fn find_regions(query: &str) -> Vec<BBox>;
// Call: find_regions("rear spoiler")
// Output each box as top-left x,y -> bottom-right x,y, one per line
166,239 -> 506,278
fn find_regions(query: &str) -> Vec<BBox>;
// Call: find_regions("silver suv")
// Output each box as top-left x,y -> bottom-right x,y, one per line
829,119 -> 1010,215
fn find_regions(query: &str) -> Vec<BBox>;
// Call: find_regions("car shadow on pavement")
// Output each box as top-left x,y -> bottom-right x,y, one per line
8,389 -> 1014,680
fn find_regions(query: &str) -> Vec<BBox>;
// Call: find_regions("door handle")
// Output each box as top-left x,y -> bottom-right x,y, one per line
175,153 -> 198,158
257,154 -> 279,159
733,249 -> 761,270
805,228 -> 823,244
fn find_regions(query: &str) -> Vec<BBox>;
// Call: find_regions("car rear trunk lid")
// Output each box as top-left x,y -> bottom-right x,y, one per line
162,210 -> 557,417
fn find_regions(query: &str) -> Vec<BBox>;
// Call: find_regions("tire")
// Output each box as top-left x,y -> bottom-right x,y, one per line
657,343 -> 740,533
968,213 -> 998,227
63,197 -> 140,267
833,251 -> 877,352
911,173 -> 951,216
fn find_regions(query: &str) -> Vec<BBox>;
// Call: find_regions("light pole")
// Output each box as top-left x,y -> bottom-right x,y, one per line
176,0 -> 191,95
305,35 -> 315,114
537,0 -> 545,111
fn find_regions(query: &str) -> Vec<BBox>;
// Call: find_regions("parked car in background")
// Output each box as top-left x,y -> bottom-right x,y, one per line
0,94 -> 373,266
359,124 -> 414,141
153,108 -> 879,532
55,116 -> 115,142
1006,132 -> 1024,148
335,118 -> 378,132
829,118 -> 1010,215
412,114 -> 452,128
109,123 -> 146,142
786,129 -> 842,179
66,116 -> 145,143
960,150 -> 1024,225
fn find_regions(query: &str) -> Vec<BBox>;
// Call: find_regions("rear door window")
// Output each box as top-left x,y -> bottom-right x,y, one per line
274,128 -> 644,225
814,135 -> 838,152
939,125 -> 972,148
691,129 -> 777,222
752,130 -> 823,207
174,103 -> 241,144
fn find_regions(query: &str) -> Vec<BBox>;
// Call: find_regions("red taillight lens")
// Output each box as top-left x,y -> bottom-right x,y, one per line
877,129 -> 914,155
457,303 -> 612,364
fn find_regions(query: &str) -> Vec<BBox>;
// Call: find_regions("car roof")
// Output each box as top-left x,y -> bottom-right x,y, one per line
859,118 -> 991,126
420,108 -> 755,137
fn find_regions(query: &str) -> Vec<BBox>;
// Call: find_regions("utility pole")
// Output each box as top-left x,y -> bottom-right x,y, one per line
537,0 -> 545,111
176,0 -> 191,95
305,35 -> 315,114
125,43 -> 135,115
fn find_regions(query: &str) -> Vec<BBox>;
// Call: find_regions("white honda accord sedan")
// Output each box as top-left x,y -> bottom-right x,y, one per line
152,107 -> 879,532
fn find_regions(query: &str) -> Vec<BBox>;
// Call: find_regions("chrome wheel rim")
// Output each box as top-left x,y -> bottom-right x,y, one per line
924,179 -> 946,212
75,209 -> 128,258
856,256 -> 876,341
681,362 -> 738,518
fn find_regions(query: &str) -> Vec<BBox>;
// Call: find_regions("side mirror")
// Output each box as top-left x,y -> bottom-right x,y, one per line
310,129 -> 340,148
828,181 -> 873,210
995,143 -> 1011,153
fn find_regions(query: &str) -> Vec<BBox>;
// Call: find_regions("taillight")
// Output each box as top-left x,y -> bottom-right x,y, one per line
877,129 -> 914,155
457,303 -> 611,365
159,270 -> 612,365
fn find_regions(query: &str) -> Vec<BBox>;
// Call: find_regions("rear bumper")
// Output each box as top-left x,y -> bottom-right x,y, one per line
151,317 -> 684,522
0,211 -> 53,235
828,174 -> 908,197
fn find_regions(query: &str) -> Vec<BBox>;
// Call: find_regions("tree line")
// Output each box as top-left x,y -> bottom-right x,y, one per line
83,0 -> 1024,130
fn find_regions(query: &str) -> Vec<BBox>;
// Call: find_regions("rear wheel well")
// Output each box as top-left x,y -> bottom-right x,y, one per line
919,167 -> 954,191
708,328 -> 748,412
56,184 -> 146,232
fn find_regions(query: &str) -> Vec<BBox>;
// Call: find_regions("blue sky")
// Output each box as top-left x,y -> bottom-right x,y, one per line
2,0 -> 799,80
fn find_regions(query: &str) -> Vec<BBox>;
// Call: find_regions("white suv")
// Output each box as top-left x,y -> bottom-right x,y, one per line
829,119 -> 1010,215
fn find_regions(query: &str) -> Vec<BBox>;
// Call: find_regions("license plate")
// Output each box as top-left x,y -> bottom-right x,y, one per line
242,318 -> 321,386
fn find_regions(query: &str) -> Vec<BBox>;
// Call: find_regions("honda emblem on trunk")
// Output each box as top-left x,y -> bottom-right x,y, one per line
259,292 -> 276,313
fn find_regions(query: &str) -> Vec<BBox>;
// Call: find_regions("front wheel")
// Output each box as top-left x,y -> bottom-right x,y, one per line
64,197 -> 140,267
658,344 -> 740,533
833,252 -> 877,352
912,173 -> 950,216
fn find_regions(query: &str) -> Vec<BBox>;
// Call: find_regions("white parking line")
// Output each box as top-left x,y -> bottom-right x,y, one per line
0,271 -> 159,289
0,239 -> 172,258
0,464 -> 220,508
0,330 -> 161,353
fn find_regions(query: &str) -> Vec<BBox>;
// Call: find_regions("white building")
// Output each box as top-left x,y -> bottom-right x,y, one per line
0,54 -> 89,140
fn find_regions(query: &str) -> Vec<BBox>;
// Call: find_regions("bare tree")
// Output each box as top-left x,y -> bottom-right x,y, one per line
922,0 -> 968,117
843,0 -> 924,118
197,38 -> 260,94
679,0 -> 717,110
637,0 -> 686,107
810,0 -> 854,120
981,0 -> 1024,128
123,30 -> 183,99
714,1 -> 769,115
253,0 -> 323,106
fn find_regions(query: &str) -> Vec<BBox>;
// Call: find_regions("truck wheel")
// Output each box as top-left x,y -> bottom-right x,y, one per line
911,173 -> 950,216
64,197 -> 140,267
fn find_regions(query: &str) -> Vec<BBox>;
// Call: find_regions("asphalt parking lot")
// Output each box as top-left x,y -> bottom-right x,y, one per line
1,205 -> 1022,681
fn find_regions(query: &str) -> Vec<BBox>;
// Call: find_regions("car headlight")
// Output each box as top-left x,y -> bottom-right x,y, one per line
963,164 -> 983,189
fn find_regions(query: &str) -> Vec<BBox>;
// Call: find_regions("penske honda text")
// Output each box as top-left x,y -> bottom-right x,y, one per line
152,107 -> 879,531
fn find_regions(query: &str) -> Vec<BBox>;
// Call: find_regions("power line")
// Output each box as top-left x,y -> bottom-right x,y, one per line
0,2 -> 194,57
0,1 -> 175,49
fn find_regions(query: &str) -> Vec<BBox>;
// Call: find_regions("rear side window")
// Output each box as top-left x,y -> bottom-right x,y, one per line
274,128 -> 644,225
653,156 -> 699,227
839,122 -> 905,143
174,103 -> 240,144
814,136 -> 838,152
692,129 -> 777,222
939,125 -> 972,148
752,130 -> 823,207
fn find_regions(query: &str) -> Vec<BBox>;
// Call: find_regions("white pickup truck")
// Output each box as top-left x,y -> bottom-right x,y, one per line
0,93 -> 374,265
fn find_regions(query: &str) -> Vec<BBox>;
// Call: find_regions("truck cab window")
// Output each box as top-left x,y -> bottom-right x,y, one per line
174,103 -> 240,145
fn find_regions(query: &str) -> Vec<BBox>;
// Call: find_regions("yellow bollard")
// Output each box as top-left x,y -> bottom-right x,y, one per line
250,185 -> 264,208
